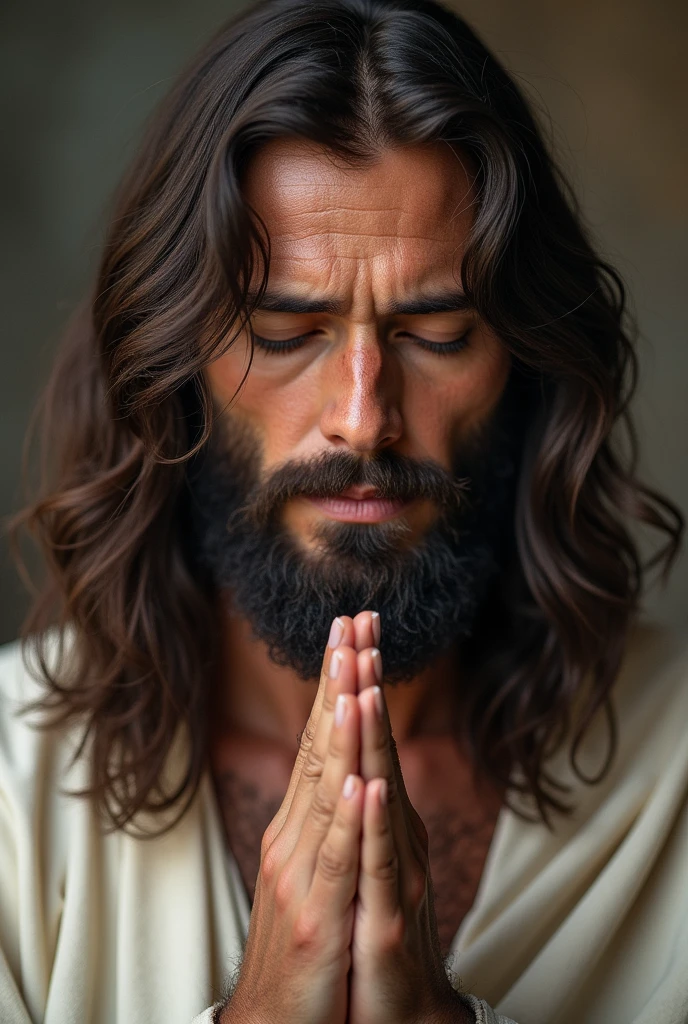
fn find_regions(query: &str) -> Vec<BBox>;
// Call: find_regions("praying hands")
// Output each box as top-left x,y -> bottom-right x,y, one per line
221,611 -> 472,1024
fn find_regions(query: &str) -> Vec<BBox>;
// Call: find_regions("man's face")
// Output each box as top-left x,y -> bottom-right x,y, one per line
196,139 -> 519,681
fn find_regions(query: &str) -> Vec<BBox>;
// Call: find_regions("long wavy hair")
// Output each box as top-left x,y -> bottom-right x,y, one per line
11,0 -> 683,832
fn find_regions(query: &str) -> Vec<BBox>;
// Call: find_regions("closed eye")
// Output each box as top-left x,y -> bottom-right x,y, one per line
252,333 -> 313,355
396,331 -> 471,355
252,331 -> 471,356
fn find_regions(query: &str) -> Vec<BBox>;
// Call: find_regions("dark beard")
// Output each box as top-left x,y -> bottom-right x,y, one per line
187,378 -> 526,683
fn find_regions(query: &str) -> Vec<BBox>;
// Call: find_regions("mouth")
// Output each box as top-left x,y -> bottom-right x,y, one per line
305,485 -> 412,523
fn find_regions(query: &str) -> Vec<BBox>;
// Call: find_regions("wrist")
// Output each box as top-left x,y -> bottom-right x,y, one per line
217,1007 -> 256,1024
216,990 -> 256,1024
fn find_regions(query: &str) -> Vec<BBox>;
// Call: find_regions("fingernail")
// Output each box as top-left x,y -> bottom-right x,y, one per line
372,685 -> 383,719
371,649 -> 383,684
378,778 -> 388,806
328,617 -> 344,648
329,651 -> 342,680
371,611 -> 381,646
335,693 -> 347,727
343,774 -> 356,799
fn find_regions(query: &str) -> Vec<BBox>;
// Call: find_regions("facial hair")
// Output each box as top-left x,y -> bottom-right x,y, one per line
187,379 -> 525,684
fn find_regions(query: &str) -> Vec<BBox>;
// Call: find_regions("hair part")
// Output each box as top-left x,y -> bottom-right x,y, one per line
11,0 -> 684,832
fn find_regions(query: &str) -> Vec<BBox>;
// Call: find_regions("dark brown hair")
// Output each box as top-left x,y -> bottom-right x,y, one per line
11,0 -> 683,831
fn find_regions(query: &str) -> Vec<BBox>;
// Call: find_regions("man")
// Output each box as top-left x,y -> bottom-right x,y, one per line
1,0 -> 686,1022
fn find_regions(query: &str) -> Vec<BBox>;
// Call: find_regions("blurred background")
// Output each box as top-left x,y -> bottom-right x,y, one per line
1,0 -> 686,644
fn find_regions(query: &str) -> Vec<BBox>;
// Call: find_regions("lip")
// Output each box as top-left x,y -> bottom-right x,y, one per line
338,485 -> 383,500
306,494 -> 410,523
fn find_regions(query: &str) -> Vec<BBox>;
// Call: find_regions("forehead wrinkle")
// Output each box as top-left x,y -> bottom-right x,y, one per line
270,184 -> 464,237
265,250 -> 455,299
272,204 -> 455,241
266,236 -> 460,302
289,259 -> 464,300
270,201 -> 467,258
270,232 -> 452,252
269,218 -> 462,260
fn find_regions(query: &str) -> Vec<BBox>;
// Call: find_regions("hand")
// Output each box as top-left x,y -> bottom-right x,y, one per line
348,622 -> 472,1024
222,615 -> 365,1024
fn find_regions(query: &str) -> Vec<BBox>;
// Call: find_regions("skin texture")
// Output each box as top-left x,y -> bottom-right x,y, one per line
207,138 -> 511,756
223,614 -> 475,1024
207,138 -> 510,553
208,141 -> 511,1023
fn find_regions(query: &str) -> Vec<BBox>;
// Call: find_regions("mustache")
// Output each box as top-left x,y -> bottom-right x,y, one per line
232,448 -> 472,528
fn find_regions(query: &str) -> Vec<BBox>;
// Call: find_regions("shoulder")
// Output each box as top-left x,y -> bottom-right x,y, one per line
0,631 -> 195,839
0,630 -> 68,706
612,617 -> 688,726
530,617 -> 688,805
0,629 -> 88,801
555,617 -> 688,793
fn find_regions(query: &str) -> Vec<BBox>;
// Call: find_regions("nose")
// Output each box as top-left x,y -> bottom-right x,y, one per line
319,333 -> 403,453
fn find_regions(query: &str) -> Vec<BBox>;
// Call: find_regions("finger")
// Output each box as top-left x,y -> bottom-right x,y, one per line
291,691 -> 361,874
357,652 -> 408,810
358,669 -> 425,860
285,616 -> 354,792
352,609 -> 381,655
269,616 -> 356,835
358,777 -> 399,920
300,615 -> 355,753
280,645 -> 359,839
358,670 -> 399,803
358,679 -> 404,824
356,644 -> 383,694
306,773 -> 365,918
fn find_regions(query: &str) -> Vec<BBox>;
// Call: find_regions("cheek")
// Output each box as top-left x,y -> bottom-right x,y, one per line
205,331 -> 511,466
403,339 -> 511,455
205,344 -> 322,464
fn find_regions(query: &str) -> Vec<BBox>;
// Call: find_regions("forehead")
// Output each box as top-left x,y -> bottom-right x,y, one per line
242,139 -> 477,296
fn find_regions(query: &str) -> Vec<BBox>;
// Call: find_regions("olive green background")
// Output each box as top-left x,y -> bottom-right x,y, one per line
1,0 -> 686,643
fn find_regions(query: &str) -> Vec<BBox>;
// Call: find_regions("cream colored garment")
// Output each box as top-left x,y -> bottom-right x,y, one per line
0,620 -> 686,1024
187,993 -> 512,1024
187,994 -> 515,1023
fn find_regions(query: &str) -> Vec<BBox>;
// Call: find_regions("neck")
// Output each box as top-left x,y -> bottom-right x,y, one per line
211,598 -> 462,752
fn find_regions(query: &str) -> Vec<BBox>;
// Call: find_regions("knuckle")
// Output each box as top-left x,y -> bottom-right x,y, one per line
372,850 -> 398,885
301,746 -> 325,784
259,841 -> 280,884
317,840 -> 350,883
309,784 -> 336,826
273,865 -> 297,912
260,821 -> 279,858
291,907 -> 320,951
299,719 -> 317,754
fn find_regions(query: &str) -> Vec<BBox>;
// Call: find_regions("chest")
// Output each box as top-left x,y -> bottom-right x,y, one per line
211,736 -> 501,955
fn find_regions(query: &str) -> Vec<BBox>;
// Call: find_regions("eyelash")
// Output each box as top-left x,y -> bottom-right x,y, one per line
252,332 -> 471,356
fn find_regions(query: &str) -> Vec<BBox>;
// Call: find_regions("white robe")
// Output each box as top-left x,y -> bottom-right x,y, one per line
0,619 -> 686,1024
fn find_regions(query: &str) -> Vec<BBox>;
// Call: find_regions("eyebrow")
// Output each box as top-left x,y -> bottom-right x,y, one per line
249,289 -> 474,317
386,292 -> 474,316
250,292 -> 345,315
